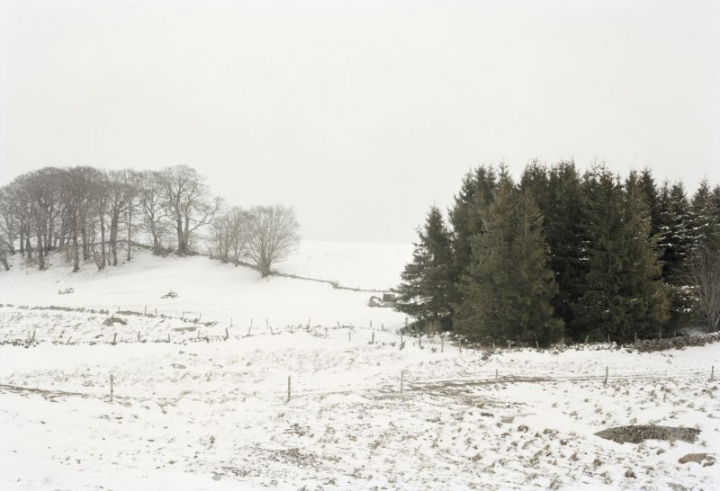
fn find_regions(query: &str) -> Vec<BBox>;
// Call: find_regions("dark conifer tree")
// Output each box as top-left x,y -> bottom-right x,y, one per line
448,166 -> 496,307
395,206 -> 454,332
657,182 -> 693,283
530,161 -> 588,335
690,179 -> 720,251
455,169 -> 562,347
573,169 -> 668,342
638,169 -> 662,237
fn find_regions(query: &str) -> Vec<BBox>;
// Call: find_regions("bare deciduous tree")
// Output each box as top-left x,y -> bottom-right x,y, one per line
160,165 -> 220,256
209,206 -> 250,263
685,246 -> 720,333
138,170 -> 170,254
0,187 -> 17,256
246,205 -> 300,277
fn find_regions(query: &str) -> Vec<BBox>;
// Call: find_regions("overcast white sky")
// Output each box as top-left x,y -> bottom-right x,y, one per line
1,0 -> 718,242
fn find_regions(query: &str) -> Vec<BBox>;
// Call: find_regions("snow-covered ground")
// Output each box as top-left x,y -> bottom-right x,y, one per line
0,241 -> 412,329
1,242 -> 719,490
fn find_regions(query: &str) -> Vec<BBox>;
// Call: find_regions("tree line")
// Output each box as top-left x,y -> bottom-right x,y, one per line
0,165 -> 299,276
395,162 -> 720,345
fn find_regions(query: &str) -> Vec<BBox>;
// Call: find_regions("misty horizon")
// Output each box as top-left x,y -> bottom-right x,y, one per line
1,0 -> 718,242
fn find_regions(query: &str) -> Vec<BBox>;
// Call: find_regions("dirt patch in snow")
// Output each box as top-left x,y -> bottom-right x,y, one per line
595,425 -> 700,444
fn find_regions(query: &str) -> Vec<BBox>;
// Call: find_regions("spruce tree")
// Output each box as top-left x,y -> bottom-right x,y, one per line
520,160 -> 550,212
448,166 -> 496,307
573,169 -> 668,342
638,169 -> 662,237
395,206 -> 454,332
690,179 -> 720,251
455,170 -> 563,347
659,182 -> 693,282
656,182 -> 694,328
541,161 -> 588,336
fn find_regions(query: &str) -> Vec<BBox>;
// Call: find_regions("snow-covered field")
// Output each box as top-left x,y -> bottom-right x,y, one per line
1,242 -> 719,491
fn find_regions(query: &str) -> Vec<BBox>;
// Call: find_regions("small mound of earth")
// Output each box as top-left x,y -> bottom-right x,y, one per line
679,453 -> 715,466
595,425 -> 700,444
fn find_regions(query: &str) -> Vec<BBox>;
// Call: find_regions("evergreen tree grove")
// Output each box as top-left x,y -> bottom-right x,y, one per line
395,162 -> 717,345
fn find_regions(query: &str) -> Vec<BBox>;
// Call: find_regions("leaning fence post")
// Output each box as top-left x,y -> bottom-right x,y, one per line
112,333 -> 117,346
225,328 -> 229,341
604,366 -> 609,386
287,375 -> 292,403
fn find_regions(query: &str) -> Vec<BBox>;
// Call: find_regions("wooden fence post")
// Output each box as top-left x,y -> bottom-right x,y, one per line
110,374 -> 114,403
287,375 -> 292,403
604,366 -> 609,386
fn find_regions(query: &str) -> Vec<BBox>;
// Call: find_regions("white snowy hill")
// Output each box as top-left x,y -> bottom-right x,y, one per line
0,241 -> 412,330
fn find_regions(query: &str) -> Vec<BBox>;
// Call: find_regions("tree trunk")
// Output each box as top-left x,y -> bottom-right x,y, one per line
126,205 -> 132,261
25,237 -> 32,259
36,232 -> 45,270
152,231 -> 160,255
46,220 -> 53,252
72,228 -> 80,273
110,214 -> 119,266
81,222 -> 90,261
100,214 -> 106,269
176,217 -> 184,256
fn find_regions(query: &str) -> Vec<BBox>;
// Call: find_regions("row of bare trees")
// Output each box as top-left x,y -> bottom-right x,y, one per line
0,165 -> 300,276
